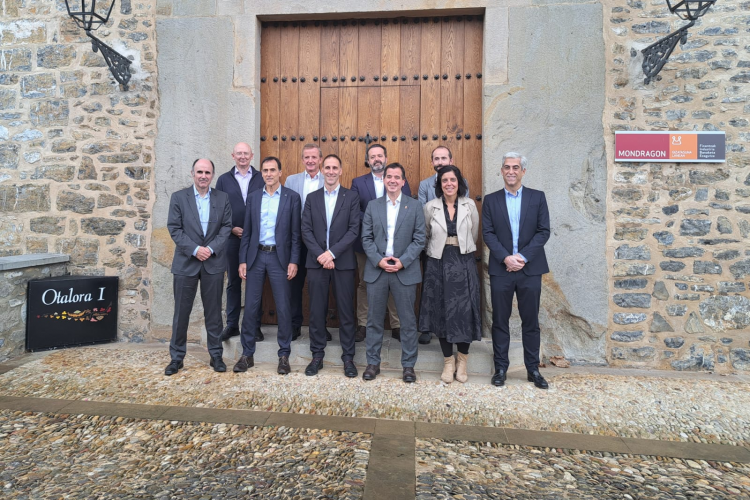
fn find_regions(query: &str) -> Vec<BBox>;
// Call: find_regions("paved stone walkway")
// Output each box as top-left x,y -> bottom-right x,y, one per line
1,343 -> 749,499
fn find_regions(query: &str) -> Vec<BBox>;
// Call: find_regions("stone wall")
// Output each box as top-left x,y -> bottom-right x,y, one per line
603,0 -> 750,372
0,254 -> 69,361
0,0 -> 158,342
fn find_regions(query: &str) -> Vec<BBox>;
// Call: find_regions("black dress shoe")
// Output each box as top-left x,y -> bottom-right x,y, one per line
255,327 -> 264,342
391,328 -> 401,341
326,328 -> 333,342
527,370 -> 549,389
220,325 -> 240,342
164,360 -> 183,376
343,360 -> 358,378
305,358 -> 324,376
292,326 -> 301,341
210,356 -> 227,372
278,356 -> 291,374
418,332 -> 431,344
402,367 -> 416,383
354,326 -> 366,343
233,355 -> 254,372
363,364 -> 380,381
491,370 -> 506,387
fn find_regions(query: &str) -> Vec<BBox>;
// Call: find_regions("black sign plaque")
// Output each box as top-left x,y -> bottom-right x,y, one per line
26,276 -> 119,351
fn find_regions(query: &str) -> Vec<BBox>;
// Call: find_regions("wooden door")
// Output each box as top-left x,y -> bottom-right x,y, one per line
259,15 -> 484,326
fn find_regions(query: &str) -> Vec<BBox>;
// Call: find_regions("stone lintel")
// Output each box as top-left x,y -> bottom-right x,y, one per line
0,253 -> 70,271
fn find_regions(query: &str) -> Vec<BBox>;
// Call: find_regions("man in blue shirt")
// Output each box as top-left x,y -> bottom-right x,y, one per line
482,152 -> 551,389
235,157 -> 301,375
165,159 -> 233,376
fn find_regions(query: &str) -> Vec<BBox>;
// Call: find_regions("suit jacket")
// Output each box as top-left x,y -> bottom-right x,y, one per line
423,196 -> 479,259
215,166 -> 264,239
482,186 -> 550,277
361,194 -> 425,286
418,173 -> 469,205
285,170 -> 325,215
168,187 -> 233,276
239,186 -> 301,269
301,186 -> 360,270
350,172 -> 412,253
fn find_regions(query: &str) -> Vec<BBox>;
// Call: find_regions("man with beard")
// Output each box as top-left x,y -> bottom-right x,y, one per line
350,144 -> 411,343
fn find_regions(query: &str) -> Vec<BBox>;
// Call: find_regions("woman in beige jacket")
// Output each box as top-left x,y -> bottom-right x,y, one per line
419,166 -> 482,383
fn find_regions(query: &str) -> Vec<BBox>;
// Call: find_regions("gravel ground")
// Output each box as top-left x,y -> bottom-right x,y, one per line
1,347 -> 749,446
0,410 -> 370,500
416,438 -> 750,499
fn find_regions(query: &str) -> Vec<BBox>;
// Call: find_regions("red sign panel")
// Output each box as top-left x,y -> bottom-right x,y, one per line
615,131 -> 725,163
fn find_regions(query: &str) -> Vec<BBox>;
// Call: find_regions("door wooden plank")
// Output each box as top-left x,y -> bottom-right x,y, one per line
320,21 -> 340,89
400,18 -> 421,87
380,86 -> 400,165
440,17 -> 465,170
279,23 -> 300,180
358,19 -> 381,88
299,22 -> 321,154
339,20 -> 358,88
339,87 -> 358,189
419,17 -> 441,185
462,15 -> 483,207
320,87 -> 340,158
356,86 -> 381,174
260,23 -> 280,159
399,85 -> 420,188
381,19 -> 400,87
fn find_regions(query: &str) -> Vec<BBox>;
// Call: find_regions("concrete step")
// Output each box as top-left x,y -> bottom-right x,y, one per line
205,326 -> 525,375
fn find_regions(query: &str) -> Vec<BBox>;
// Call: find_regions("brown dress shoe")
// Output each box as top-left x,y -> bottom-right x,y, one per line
278,355 -> 291,374
362,364 -> 380,381
391,328 -> 401,341
233,355 -> 254,373
354,326 -> 366,343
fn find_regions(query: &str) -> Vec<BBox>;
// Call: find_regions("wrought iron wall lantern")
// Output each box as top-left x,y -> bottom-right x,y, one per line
641,0 -> 716,84
64,0 -> 132,90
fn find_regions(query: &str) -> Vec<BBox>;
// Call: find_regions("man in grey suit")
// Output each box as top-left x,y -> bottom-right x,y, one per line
361,163 -> 426,383
284,143 -> 331,342
165,158 -> 233,376
235,156 -> 301,375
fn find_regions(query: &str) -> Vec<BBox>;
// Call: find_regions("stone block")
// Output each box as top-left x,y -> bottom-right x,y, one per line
694,261 -> 722,274
82,51 -> 107,68
729,259 -> 750,279
612,188 -> 642,202
613,293 -> 651,308
663,247 -> 705,258
671,345 -> 714,371
680,219 -> 711,236
664,337 -> 685,348
97,194 -> 122,208
650,312 -> 674,333
25,236 -> 48,253
615,244 -> 650,260
684,208 -> 709,216
689,169 -> 730,185
662,204 -> 679,215
57,191 -> 95,214
613,262 -> 655,276
30,216 -> 65,235
124,233 -> 146,248
716,216 -> 733,234
97,153 -> 139,164
56,238 -> 100,266
652,231 -> 674,245
652,281 -> 669,300
718,281 -> 746,293
614,278 -> 647,289
730,348 -> 750,371
611,346 -> 656,362
78,157 -> 97,180
130,249 -> 148,267
83,141 -> 118,154
20,73 -> 57,98
610,331 -> 643,342
667,305 -> 687,316
111,209 -> 137,218
613,312 -> 647,324
675,293 -> 701,301
51,140 -> 76,153
614,227 -> 647,241
37,45 -> 76,69
660,260 -> 685,272
699,295 -> 750,330
0,48 -> 32,71
30,100 -> 69,127
713,249 -> 739,261
736,205 -> 750,214
81,218 -> 126,236
0,144 -> 19,169
0,88 -> 15,109
0,185 -> 50,212
739,220 -> 750,238
125,166 -> 151,180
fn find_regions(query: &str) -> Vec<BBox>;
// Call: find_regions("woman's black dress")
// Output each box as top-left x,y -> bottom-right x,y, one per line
419,199 -> 482,344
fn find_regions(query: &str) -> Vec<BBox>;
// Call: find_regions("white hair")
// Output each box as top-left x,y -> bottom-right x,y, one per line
502,152 -> 528,170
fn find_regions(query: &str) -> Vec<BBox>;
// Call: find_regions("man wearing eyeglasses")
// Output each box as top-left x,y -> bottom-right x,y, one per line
165,158 -> 233,376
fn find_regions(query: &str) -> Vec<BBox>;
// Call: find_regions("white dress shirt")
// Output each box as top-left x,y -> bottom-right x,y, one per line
234,167 -> 252,202
372,173 -> 384,198
302,170 -> 321,208
324,184 -> 340,255
385,193 -> 401,257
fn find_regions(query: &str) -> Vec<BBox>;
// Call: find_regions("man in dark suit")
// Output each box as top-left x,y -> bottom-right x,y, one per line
361,163 -> 425,383
482,152 -> 551,389
301,154 -> 360,377
350,144 -> 411,343
235,156 -> 301,375
215,142 -> 265,342
165,158 -> 233,376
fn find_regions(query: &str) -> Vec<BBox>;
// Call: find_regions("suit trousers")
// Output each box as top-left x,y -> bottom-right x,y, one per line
356,252 -> 400,329
170,268 -> 224,362
224,236 -> 242,328
365,272 -> 418,367
241,250 -> 293,358
308,268 -> 356,361
490,273 -> 542,372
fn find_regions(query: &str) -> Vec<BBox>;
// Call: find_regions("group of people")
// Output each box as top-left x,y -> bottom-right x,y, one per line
165,141 -> 551,389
